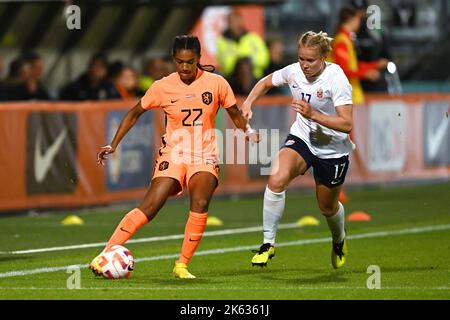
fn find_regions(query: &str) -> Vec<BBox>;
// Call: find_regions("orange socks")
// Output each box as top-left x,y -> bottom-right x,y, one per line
105,209 -> 207,266
177,211 -> 208,265
105,208 -> 148,250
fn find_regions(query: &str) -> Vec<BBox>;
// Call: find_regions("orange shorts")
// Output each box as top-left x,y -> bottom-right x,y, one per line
152,150 -> 220,194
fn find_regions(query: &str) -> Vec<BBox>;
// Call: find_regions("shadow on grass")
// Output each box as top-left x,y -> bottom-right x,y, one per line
284,272 -> 348,285
139,266 -> 351,287
0,255 -> 33,262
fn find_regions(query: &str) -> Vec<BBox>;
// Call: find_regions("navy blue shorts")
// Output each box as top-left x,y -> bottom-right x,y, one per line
282,134 -> 349,188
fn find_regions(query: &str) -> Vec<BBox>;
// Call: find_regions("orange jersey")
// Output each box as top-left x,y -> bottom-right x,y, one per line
141,69 -> 236,163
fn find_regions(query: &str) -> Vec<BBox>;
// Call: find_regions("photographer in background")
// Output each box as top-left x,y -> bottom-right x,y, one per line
351,0 -> 393,93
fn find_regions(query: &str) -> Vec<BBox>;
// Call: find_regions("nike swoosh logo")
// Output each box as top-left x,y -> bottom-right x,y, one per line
188,238 -> 200,242
427,112 -> 450,159
120,227 -> 131,234
34,127 -> 68,183
171,99 -> 179,103
330,180 -> 340,185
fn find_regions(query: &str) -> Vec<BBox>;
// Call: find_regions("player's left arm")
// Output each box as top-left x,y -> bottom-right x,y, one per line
226,104 -> 261,142
293,100 -> 353,133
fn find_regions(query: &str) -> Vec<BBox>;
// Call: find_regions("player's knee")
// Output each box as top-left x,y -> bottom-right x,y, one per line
268,173 -> 290,192
137,205 -> 158,221
190,198 -> 209,213
318,202 -> 338,217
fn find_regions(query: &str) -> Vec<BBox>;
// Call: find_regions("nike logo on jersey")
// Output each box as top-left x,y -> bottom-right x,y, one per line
171,99 -> 179,103
427,111 -> 450,159
34,128 -> 68,183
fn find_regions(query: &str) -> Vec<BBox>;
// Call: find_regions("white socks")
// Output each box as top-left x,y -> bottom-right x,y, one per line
325,201 -> 346,243
262,186 -> 345,245
263,186 -> 286,245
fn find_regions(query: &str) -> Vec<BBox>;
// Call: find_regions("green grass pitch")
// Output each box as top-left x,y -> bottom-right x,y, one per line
0,182 -> 449,300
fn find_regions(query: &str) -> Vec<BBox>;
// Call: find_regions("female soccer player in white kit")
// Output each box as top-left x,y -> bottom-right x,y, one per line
241,31 -> 354,269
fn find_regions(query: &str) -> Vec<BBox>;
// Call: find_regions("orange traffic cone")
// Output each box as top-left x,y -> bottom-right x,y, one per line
339,188 -> 350,204
347,211 -> 371,222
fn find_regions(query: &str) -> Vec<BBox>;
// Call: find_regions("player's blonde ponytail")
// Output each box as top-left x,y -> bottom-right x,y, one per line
298,31 -> 333,58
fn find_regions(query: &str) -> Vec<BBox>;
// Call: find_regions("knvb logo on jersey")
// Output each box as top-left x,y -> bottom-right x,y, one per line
26,112 -> 78,195
423,103 -> 450,166
202,92 -> 213,105
158,161 -> 169,171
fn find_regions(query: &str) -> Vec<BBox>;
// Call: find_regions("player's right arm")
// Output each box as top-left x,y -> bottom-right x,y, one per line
241,73 -> 275,120
97,101 -> 147,165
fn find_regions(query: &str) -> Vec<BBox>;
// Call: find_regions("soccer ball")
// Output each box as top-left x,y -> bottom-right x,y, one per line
98,245 -> 134,279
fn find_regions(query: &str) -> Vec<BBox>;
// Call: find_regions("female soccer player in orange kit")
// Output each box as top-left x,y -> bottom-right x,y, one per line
89,35 -> 260,279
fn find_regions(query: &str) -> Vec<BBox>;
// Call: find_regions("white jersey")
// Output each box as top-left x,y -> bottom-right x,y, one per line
272,62 -> 355,159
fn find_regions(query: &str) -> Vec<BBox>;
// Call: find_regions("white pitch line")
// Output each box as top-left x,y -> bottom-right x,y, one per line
0,223 -> 301,255
0,286 -> 448,291
0,224 -> 449,279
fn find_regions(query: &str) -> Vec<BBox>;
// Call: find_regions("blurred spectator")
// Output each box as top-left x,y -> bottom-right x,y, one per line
59,52 -> 110,100
1,52 -> 50,100
139,56 -> 168,92
392,0 -> 417,28
0,55 -> 5,100
108,60 -> 125,81
350,0 -> 393,92
0,57 -> 32,101
107,63 -> 143,99
164,55 -> 176,74
21,52 -> 50,100
264,38 -> 285,75
216,9 -> 269,80
0,55 -> 4,79
264,38 -> 290,95
328,5 -> 388,105
228,57 -> 256,95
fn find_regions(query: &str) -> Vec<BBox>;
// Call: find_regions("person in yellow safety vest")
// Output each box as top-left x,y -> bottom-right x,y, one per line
216,9 -> 269,79
328,5 -> 388,105
328,6 -> 388,204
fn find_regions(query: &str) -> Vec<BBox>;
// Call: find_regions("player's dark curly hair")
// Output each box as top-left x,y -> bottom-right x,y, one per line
172,35 -> 215,72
